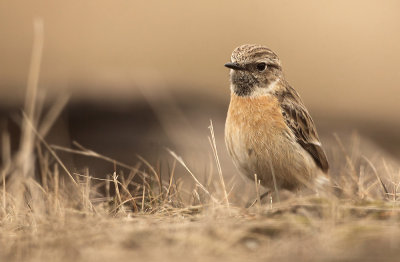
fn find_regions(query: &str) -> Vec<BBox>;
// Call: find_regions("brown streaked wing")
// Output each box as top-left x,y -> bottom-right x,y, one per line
279,86 -> 329,173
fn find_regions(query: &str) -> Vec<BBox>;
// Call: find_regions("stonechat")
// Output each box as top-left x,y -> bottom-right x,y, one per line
224,44 -> 329,192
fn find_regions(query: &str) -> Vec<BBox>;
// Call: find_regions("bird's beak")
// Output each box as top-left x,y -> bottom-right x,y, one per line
224,62 -> 244,70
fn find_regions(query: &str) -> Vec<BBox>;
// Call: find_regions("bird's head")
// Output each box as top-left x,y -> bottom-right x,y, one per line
225,44 -> 283,97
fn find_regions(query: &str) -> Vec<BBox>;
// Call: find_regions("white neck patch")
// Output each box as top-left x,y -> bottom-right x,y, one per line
250,79 -> 280,97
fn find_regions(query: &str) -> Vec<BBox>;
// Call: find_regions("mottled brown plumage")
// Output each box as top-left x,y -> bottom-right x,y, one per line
225,44 -> 329,191
277,84 -> 329,173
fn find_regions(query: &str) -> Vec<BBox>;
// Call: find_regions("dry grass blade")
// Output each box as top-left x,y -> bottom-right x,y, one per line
18,18 -> 44,183
333,133 -> 358,183
268,158 -> 280,202
6,18 -> 45,217
137,155 -> 162,196
24,18 -> 44,127
22,112 -> 78,187
52,144 -> 154,182
163,159 -> 177,205
112,172 -> 125,214
141,177 -> 146,211
167,148 -> 218,203
208,119 -> 229,207
362,155 -> 389,197
254,174 -> 261,210
38,95 -> 70,138
1,131 -> 11,213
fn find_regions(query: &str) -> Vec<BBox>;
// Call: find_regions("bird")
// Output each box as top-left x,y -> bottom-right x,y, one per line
224,44 -> 329,193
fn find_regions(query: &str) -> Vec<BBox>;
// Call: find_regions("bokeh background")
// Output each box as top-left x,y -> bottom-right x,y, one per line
1,0 -> 399,183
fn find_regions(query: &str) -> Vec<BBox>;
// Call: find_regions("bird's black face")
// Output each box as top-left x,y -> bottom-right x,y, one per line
225,61 -> 282,97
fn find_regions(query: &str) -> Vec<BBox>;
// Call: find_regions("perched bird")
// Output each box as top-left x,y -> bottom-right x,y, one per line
224,44 -> 329,192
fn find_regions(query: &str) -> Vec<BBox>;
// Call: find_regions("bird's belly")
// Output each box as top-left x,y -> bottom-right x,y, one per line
226,123 -> 295,188
225,94 -> 316,190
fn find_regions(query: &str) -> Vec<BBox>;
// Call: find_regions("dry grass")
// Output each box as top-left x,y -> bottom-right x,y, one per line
1,19 -> 400,262
1,127 -> 400,262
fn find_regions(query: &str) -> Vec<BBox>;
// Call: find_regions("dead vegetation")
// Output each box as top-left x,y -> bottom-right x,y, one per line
1,123 -> 400,262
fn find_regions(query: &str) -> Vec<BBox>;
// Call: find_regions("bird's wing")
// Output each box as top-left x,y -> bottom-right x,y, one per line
279,86 -> 329,173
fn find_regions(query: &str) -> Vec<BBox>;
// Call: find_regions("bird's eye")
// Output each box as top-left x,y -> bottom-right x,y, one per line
256,62 -> 266,71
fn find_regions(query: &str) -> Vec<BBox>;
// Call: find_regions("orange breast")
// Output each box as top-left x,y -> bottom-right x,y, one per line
225,93 -> 291,181
226,93 -> 288,137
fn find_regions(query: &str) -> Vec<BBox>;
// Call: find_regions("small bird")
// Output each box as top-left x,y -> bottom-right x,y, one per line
224,44 -> 329,192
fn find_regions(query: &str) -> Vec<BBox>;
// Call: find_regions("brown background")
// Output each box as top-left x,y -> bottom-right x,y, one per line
1,0 -> 399,178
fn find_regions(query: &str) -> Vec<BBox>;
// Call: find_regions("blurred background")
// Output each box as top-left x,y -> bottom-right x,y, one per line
0,0 -> 399,186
